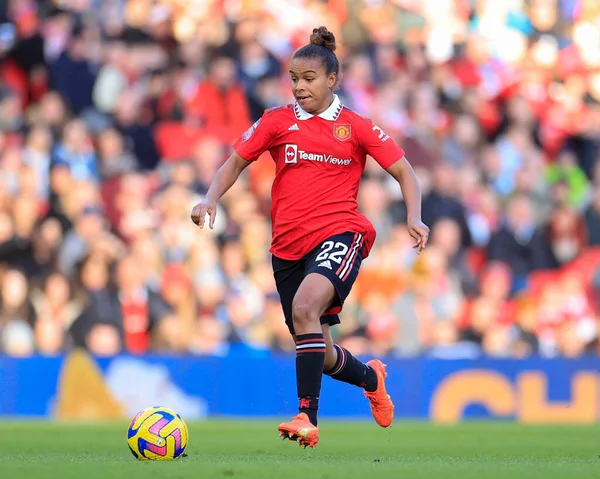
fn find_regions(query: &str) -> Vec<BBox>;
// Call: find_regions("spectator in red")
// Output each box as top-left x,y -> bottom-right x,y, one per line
532,206 -> 589,269
185,54 -> 251,142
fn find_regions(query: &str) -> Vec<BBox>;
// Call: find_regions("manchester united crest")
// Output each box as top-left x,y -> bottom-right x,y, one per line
333,123 -> 352,142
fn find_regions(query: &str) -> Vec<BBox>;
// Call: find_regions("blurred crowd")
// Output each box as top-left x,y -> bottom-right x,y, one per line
1,0 -> 600,359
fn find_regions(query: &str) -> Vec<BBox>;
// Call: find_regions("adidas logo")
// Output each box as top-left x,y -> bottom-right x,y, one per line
288,123 -> 299,131
318,260 -> 332,270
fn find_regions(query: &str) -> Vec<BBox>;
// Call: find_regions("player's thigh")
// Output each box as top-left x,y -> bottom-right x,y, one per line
291,272 -> 338,321
305,231 -> 366,309
272,255 -> 305,334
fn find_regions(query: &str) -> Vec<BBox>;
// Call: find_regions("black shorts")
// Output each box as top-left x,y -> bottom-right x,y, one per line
272,231 -> 365,335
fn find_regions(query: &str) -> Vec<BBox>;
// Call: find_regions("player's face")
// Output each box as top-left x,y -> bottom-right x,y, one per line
289,57 -> 336,114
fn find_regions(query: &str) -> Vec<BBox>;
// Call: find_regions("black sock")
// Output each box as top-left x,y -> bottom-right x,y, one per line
295,333 -> 326,426
325,344 -> 378,392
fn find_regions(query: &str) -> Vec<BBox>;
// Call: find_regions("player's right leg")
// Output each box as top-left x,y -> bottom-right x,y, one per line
277,273 -> 337,448
272,257 -> 327,448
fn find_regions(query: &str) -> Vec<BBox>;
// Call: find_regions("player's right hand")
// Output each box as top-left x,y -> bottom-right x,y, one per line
191,198 -> 217,229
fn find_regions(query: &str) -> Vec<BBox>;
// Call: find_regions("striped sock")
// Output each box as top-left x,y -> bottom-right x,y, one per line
295,333 -> 326,426
325,344 -> 378,392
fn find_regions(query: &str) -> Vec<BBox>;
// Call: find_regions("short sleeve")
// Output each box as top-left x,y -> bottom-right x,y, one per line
357,119 -> 405,169
232,111 -> 276,162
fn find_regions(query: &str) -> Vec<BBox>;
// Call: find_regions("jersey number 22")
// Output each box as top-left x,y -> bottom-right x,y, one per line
316,241 -> 349,264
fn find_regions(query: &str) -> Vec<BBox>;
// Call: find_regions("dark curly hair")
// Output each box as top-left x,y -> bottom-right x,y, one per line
292,26 -> 340,89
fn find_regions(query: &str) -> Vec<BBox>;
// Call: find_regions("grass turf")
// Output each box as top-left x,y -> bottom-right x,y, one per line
0,421 -> 598,479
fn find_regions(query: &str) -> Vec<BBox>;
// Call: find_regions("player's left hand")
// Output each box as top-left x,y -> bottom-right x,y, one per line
407,218 -> 429,254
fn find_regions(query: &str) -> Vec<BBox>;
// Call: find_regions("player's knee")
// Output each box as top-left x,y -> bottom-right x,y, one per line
324,347 -> 337,371
291,300 -> 319,328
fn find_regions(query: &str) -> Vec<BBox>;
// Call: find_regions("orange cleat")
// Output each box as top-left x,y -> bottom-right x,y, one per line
277,413 -> 319,448
364,359 -> 394,427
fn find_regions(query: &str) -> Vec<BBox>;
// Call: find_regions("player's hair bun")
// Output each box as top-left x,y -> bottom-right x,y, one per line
309,27 -> 336,52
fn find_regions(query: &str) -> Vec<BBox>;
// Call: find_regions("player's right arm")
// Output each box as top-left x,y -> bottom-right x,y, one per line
190,110 -> 279,229
190,152 -> 250,229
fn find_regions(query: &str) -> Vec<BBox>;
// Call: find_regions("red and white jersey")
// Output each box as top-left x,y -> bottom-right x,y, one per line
233,95 -> 405,261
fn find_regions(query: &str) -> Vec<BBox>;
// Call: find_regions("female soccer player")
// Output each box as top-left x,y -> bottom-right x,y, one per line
191,26 -> 429,448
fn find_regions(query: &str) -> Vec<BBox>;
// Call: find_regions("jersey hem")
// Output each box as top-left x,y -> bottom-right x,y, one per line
270,227 -> 368,261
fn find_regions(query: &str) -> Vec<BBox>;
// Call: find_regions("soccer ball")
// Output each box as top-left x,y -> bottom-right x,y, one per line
127,406 -> 189,460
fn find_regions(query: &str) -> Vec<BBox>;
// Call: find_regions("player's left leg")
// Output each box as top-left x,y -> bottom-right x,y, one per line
308,232 -> 394,427
322,324 -> 375,389
322,324 -> 394,427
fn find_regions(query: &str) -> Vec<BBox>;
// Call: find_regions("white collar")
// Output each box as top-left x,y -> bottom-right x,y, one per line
293,94 -> 343,121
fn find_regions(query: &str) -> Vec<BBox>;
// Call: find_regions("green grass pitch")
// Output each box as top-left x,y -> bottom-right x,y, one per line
0,421 -> 598,479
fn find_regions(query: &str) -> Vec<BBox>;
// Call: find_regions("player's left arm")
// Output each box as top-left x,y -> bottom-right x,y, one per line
385,157 -> 429,253
358,120 -> 429,253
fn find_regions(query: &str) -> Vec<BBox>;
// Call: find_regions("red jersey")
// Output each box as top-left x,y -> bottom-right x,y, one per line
233,95 -> 405,260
